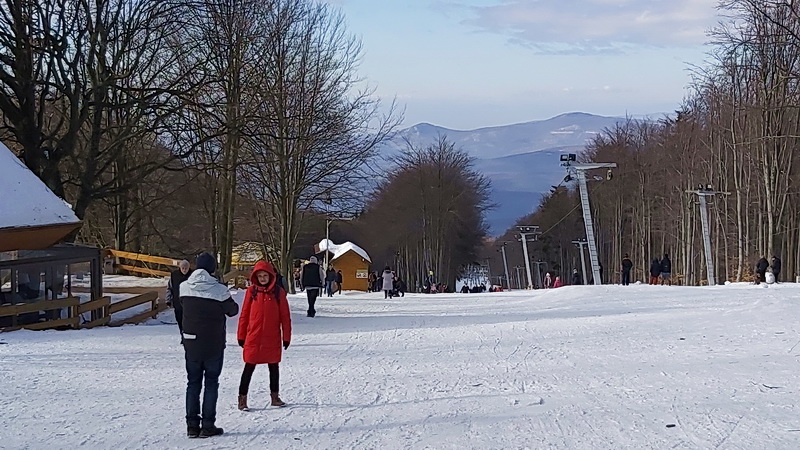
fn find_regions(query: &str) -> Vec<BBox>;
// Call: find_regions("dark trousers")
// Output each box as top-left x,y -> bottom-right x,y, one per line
622,270 -> 631,286
774,271 -> 781,282
306,288 -> 319,316
239,363 -> 279,395
174,304 -> 184,334
185,351 -> 224,429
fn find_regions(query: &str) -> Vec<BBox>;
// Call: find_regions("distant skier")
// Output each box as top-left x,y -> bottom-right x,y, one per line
180,252 -> 239,438
649,258 -> 661,285
571,268 -> 581,285
382,267 -> 395,299
237,260 -> 292,411
755,257 -> 769,285
771,256 -> 782,283
300,256 -> 325,317
544,272 -> 552,289
165,259 -> 192,341
621,254 -> 633,286
660,253 -> 672,286
553,276 -> 563,288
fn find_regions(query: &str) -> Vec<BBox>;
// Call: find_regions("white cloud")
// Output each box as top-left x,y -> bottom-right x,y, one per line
458,0 -> 719,53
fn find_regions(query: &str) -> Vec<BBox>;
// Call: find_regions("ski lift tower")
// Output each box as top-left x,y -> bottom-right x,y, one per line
687,184 -> 729,286
516,225 -> 539,289
561,154 -> 616,286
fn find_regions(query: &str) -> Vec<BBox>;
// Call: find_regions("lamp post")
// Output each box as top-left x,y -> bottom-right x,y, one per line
517,225 -> 539,289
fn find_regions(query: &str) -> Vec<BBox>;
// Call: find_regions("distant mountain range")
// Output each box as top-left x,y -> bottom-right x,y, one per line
379,112 -> 631,235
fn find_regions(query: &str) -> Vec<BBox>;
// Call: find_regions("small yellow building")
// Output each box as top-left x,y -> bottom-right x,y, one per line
315,240 -> 372,292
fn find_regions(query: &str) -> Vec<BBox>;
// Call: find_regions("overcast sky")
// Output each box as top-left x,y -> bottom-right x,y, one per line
323,0 -> 720,130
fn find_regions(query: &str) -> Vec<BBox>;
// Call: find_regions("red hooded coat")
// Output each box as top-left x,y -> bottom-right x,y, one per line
237,260 -> 292,364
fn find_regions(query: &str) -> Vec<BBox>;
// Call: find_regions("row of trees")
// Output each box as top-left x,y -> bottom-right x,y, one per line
491,0 -> 800,286
0,0 -> 399,282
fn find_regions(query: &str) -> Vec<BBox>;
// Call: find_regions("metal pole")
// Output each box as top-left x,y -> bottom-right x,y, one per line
514,266 -> 523,289
520,233 -> 533,289
325,218 -> 330,271
697,194 -> 715,285
579,242 -> 588,285
501,244 -> 511,290
575,170 -> 602,285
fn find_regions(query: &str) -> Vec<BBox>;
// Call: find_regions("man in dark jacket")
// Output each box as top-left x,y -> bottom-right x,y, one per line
649,259 -> 661,285
180,252 -> 239,439
621,254 -> 633,286
755,257 -> 769,284
165,259 -> 192,340
771,256 -> 782,283
325,267 -> 336,297
571,268 -> 581,285
300,256 -> 325,317
336,270 -> 343,294
660,253 -> 672,286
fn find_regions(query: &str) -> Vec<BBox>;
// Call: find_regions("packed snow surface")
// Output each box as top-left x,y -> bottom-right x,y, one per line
0,141 -> 80,229
2,283 -> 800,448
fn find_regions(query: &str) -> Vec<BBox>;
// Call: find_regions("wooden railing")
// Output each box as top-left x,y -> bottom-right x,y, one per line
0,291 -> 164,332
107,249 -> 181,278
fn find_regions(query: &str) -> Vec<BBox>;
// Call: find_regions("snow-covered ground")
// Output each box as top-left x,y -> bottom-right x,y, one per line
2,283 -> 800,448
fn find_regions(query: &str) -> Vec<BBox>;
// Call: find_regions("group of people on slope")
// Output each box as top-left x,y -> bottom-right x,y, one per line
168,253 -> 292,439
754,255 -> 782,284
648,253 -> 673,285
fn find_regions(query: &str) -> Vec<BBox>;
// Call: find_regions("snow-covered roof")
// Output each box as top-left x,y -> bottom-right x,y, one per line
317,239 -> 371,263
0,141 -> 80,229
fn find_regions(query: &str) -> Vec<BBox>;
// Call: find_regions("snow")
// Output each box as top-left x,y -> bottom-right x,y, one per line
317,239 -> 372,263
3,283 -> 800,448
0,141 -> 80,229
70,274 -> 168,289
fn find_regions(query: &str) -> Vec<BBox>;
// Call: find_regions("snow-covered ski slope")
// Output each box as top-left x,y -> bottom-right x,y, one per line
2,283 -> 800,449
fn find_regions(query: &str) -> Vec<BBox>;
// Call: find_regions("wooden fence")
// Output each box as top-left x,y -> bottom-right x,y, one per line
0,291 -> 165,332
108,249 -> 181,278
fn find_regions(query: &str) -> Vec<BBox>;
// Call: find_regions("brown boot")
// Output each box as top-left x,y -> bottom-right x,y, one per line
270,392 -> 286,407
238,395 -> 249,411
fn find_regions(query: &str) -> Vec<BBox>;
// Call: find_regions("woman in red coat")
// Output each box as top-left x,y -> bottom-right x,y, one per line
237,260 -> 292,410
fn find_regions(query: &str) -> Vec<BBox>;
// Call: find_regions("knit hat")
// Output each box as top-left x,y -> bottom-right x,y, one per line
196,252 -> 217,275
309,256 -> 318,264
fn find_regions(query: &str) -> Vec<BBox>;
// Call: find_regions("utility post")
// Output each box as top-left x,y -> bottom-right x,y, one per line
532,260 -> 548,288
500,242 -> 511,290
517,225 -> 540,289
572,238 -> 589,285
687,184 -> 729,286
514,266 -> 523,289
561,154 -> 616,285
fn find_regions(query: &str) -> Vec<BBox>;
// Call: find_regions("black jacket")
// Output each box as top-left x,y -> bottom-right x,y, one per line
650,259 -> 661,277
325,269 -> 337,282
771,257 -> 782,274
166,268 -> 192,308
180,269 -> 239,359
572,272 -> 581,285
302,262 -> 324,288
756,258 -> 769,273
336,271 -> 343,283
621,258 -> 633,272
660,257 -> 672,274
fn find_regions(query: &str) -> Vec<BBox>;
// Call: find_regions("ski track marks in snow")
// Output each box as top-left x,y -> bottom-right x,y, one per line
2,283 -> 800,448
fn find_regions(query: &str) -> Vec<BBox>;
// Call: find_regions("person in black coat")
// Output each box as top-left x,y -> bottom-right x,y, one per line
165,260 -> 192,340
300,256 -> 325,317
180,252 -> 239,438
755,257 -> 769,284
336,269 -> 343,294
660,253 -> 672,285
621,254 -> 633,286
649,259 -> 661,285
771,256 -> 782,282
571,268 -> 582,285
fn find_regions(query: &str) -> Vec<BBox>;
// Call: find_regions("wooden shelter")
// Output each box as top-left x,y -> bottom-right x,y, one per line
315,239 -> 372,292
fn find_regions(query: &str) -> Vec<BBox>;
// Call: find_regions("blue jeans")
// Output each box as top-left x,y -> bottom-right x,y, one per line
185,351 -> 224,429
325,280 -> 334,296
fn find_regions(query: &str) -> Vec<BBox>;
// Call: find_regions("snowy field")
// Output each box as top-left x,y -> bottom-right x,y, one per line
2,283 -> 800,449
